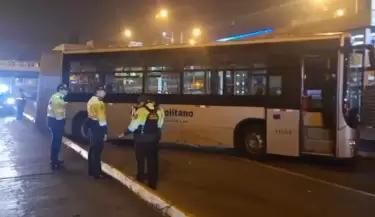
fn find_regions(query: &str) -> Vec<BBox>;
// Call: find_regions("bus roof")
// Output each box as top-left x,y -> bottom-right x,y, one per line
62,33 -> 346,55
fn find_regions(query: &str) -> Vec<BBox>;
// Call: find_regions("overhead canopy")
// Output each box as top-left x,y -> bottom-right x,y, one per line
0,70 -> 38,78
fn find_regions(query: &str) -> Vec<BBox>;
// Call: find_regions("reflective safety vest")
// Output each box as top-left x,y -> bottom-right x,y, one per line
140,106 -> 159,134
47,92 -> 66,120
128,103 -> 165,134
16,92 -> 26,101
131,105 -> 139,120
87,96 -> 107,127
156,105 -> 165,128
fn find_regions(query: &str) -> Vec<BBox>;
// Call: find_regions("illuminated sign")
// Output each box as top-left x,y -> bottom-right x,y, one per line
128,41 -> 143,47
0,60 -> 39,71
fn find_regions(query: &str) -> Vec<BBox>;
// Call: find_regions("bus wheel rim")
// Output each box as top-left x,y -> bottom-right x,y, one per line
245,133 -> 263,153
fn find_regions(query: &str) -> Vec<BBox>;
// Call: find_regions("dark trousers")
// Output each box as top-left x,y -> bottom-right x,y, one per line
48,117 -> 64,166
16,100 -> 26,120
135,138 -> 159,189
88,123 -> 105,177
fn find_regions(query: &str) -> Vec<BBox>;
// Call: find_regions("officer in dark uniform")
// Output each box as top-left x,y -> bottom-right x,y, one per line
16,88 -> 27,120
119,95 -> 165,189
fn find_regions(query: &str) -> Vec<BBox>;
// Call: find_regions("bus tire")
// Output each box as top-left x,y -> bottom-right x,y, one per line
235,121 -> 266,158
72,112 -> 90,144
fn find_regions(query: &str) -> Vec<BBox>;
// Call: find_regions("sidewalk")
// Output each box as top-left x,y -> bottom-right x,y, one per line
0,116 -> 162,217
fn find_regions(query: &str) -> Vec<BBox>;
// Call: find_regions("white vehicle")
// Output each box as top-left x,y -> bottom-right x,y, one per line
0,60 -> 39,99
36,33 -> 375,158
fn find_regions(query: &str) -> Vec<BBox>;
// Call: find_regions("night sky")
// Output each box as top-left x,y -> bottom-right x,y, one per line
0,0 -> 290,60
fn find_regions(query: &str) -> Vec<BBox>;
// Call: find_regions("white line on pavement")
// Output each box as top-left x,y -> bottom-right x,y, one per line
241,159 -> 375,199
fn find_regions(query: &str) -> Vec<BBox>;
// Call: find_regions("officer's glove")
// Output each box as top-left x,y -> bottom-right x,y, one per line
104,134 -> 107,141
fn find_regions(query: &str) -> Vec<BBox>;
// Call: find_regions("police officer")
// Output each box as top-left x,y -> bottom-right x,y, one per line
47,84 -> 68,170
119,95 -> 165,189
150,99 -> 165,142
16,88 -> 27,120
87,85 -> 107,179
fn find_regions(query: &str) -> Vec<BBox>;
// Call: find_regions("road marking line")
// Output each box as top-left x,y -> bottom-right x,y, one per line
23,113 -> 35,122
23,113 -> 192,217
243,159 -> 375,199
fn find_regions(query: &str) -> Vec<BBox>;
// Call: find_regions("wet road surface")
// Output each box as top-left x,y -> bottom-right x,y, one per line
23,106 -> 375,217
95,141 -> 375,217
0,116 -> 162,217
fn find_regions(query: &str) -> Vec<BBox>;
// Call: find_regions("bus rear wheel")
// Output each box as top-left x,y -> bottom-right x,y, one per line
236,123 -> 266,158
72,114 -> 90,144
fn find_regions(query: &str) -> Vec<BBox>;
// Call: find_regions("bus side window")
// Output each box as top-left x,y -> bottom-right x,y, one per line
145,71 -> 180,94
303,57 -> 332,110
211,71 -> 224,95
69,73 -> 102,93
251,71 -> 267,96
107,72 -> 143,94
268,75 -> 282,96
224,70 -> 267,96
224,71 -> 234,95
183,71 -> 210,95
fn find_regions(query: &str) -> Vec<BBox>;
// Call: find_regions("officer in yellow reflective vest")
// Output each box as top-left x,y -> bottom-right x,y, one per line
119,95 -> 165,189
150,99 -> 165,141
47,84 -> 68,170
87,86 -> 107,179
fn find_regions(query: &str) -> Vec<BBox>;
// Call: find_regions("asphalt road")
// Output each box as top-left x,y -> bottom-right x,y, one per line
97,140 -> 375,217
23,104 -> 375,217
0,115 -> 162,217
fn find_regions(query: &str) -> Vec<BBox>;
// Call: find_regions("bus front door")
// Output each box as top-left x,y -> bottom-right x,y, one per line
301,56 -> 336,156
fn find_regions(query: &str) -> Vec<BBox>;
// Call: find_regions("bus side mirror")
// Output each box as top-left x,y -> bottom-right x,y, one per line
370,47 -> 375,70
365,44 -> 375,70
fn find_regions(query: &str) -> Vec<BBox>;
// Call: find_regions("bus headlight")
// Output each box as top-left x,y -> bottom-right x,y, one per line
0,84 -> 9,93
349,139 -> 357,155
5,98 -> 15,105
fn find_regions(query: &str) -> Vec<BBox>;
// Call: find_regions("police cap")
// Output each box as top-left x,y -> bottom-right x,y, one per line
57,84 -> 68,91
137,94 -> 152,103
95,85 -> 106,92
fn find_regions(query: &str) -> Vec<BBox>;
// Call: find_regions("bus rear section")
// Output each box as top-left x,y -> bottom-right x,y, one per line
53,34 -> 369,159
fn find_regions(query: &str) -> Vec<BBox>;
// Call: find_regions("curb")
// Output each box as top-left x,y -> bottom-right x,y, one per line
23,113 -> 192,217
358,151 -> 375,158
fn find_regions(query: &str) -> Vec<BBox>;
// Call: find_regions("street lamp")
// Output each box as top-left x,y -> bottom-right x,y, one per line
160,9 -> 168,18
192,28 -> 201,37
335,9 -> 344,17
156,9 -> 168,19
124,29 -> 132,38
189,39 -> 196,45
